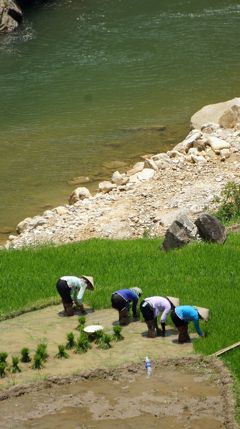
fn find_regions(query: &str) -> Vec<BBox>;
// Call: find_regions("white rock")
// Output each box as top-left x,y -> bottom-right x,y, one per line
16,217 -> 32,234
191,155 -> 207,164
146,158 -> 159,171
127,162 -> 145,176
137,168 -> 155,181
68,187 -> 92,205
220,148 -> 231,160
98,181 -> 117,193
206,136 -> 231,152
112,171 -> 128,185
54,206 -> 69,216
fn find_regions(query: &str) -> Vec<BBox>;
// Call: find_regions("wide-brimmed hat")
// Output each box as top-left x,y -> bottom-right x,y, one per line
130,287 -> 143,297
195,306 -> 209,321
81,275 -> 94,290
166,296 -> 179,308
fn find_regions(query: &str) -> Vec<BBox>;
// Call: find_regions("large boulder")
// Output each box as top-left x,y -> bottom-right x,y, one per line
195,213 -> 226,244
191,98 -> 240,130
0,0 -> 22,33
68,187 -> 92,205
162,214 -> 199,251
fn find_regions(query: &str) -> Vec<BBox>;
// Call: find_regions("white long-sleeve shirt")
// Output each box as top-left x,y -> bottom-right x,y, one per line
144,296 -> 171,322
61,276 -> 87,305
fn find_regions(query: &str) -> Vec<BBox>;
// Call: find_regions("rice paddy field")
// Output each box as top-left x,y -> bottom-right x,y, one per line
0,234 -> 240,421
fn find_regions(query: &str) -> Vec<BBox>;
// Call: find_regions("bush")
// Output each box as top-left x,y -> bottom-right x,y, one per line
214,182 -> 240,222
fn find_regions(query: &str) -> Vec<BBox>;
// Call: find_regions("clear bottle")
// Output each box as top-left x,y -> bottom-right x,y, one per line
145,356 -> 152,377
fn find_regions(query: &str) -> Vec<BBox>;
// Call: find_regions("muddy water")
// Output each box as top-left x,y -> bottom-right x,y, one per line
0,363 -> 227,429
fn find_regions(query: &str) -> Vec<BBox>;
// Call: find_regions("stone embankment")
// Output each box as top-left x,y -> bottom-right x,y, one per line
4,98 -> 240,249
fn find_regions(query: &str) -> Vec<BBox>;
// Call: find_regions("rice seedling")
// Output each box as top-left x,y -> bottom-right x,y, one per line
36,343 -> 48,362
97,332 -> 112,350
0,352 -> 8,363
11,356 -> 21,373
32,353 -> 44,370
94,329 -> 104,344
0,362 -> 7,378
76,316 -> 86,331
112,325 -> 124,341
55,345 -> 69,359
75,332 -> 91,354
66,332 -> 76,349
20,347 -> 31,363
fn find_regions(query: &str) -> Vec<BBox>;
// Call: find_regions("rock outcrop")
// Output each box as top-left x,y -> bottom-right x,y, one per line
3,97 -> 240,249
0,0 -> 22,33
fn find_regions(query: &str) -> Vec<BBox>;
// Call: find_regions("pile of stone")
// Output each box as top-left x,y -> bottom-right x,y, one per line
0,0 -> 22,33
3,97 -> 240,250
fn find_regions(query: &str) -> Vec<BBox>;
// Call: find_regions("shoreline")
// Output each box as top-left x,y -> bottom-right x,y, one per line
2,97 -> 240,250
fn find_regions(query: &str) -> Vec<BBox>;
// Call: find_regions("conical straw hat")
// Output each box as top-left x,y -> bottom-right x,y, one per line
195,306 -> 209,321
81,275 -> 94,290
130,287 -> 143,297
166,296 -> 179,308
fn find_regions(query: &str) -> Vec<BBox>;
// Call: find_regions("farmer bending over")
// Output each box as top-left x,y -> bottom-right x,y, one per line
56,275 -> 94,316
111,287 -> 143,325
171,305 -> 208,343
140,296 -> 179,338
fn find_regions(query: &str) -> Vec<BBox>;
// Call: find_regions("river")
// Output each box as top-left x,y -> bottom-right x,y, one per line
0,0 -> 239,240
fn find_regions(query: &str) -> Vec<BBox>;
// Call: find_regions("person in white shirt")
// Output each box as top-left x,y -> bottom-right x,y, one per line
140,296 -> 179,337
56,275 -> 94,316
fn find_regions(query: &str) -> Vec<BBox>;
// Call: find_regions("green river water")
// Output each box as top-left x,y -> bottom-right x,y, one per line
0,0 -> 239,240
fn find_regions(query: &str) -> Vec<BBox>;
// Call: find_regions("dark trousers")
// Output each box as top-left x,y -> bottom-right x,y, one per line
111,293 -> 128,311
56,279 -> 72,304
140,301 -> 154,321
171,309 -> 190,343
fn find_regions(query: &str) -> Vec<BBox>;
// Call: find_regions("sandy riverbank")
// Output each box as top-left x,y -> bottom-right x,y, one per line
2,97 -> 240,250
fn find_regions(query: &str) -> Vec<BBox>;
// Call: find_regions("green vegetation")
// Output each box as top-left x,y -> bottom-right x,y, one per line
66,332 -> 76,350
56,345 -> 69,359
0,235 -> 240,418
76,316 -> 86,332
97,332 -> 112,350
0,352 -> 8,378
36,343 -> 48,363
113,325 -> 124,341
214,181 -> 240,223
20,347 -> 31,363
75,333 -> 91,354
32,353 -> 43,370
11,356 -> 21,373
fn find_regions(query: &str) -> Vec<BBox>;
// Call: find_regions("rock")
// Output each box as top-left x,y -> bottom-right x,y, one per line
195,213 -> 226,244
127,162 -> 145,176
145,158 -> 159,171
220,148 -> 231,161
219,104 -> 240,129
162,214 -> 199,251
98,181 -> 116,193
206,136 -> 231,153
68,187 -> 92,205
137,168 -> 155,181
174,130 -> 202,153
191,98 -> 240,129
16,217 -> 32,234
112,171 -> 128,185
68,176 -> 90,186
191,154 -> 207,164
54,206 -> 69,216
0,0 -> 22,33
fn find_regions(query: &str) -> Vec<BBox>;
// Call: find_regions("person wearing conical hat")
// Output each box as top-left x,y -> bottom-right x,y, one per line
140,296 -> 179,338
171,305 -> 208,343
111,287 -> 143,326
56,275 -> 94,316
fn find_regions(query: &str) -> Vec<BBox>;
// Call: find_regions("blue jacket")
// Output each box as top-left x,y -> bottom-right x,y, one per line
116,289 -> 139,315
175,305 -> 203,336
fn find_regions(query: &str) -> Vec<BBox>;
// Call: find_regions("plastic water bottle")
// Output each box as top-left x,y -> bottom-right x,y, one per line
145,356 -> 152,377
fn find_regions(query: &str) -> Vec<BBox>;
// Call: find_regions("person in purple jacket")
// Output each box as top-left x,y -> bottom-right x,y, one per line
111,287 -> 143,325
171,305 -> 208,343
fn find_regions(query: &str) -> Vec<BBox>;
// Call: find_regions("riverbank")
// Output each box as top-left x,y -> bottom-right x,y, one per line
2,98 -> 240,249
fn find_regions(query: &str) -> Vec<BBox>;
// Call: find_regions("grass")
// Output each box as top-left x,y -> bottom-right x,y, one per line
0,235 -> 240,419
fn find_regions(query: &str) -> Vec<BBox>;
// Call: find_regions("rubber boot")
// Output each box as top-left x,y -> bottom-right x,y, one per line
63,301 -> 74,316
119,308 -> 129,326
146,320 -> 156,338
178,325 -> 190,343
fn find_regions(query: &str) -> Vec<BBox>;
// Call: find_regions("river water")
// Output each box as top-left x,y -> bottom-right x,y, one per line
0,0 -> 239,239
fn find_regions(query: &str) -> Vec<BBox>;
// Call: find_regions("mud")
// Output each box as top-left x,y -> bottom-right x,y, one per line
0,306 -> 238,429
0,359 -> 237,429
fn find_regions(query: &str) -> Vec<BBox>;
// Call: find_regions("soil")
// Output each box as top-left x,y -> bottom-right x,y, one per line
0,306 -> 238,429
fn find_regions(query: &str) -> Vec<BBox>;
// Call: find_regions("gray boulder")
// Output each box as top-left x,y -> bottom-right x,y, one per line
195,213 -> 226,244
0,0 -> 22,33
162,214 -> 199,251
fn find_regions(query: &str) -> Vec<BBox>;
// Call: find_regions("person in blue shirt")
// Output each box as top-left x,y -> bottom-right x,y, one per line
171,305 -> 208,343
111,287 -> 143,325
